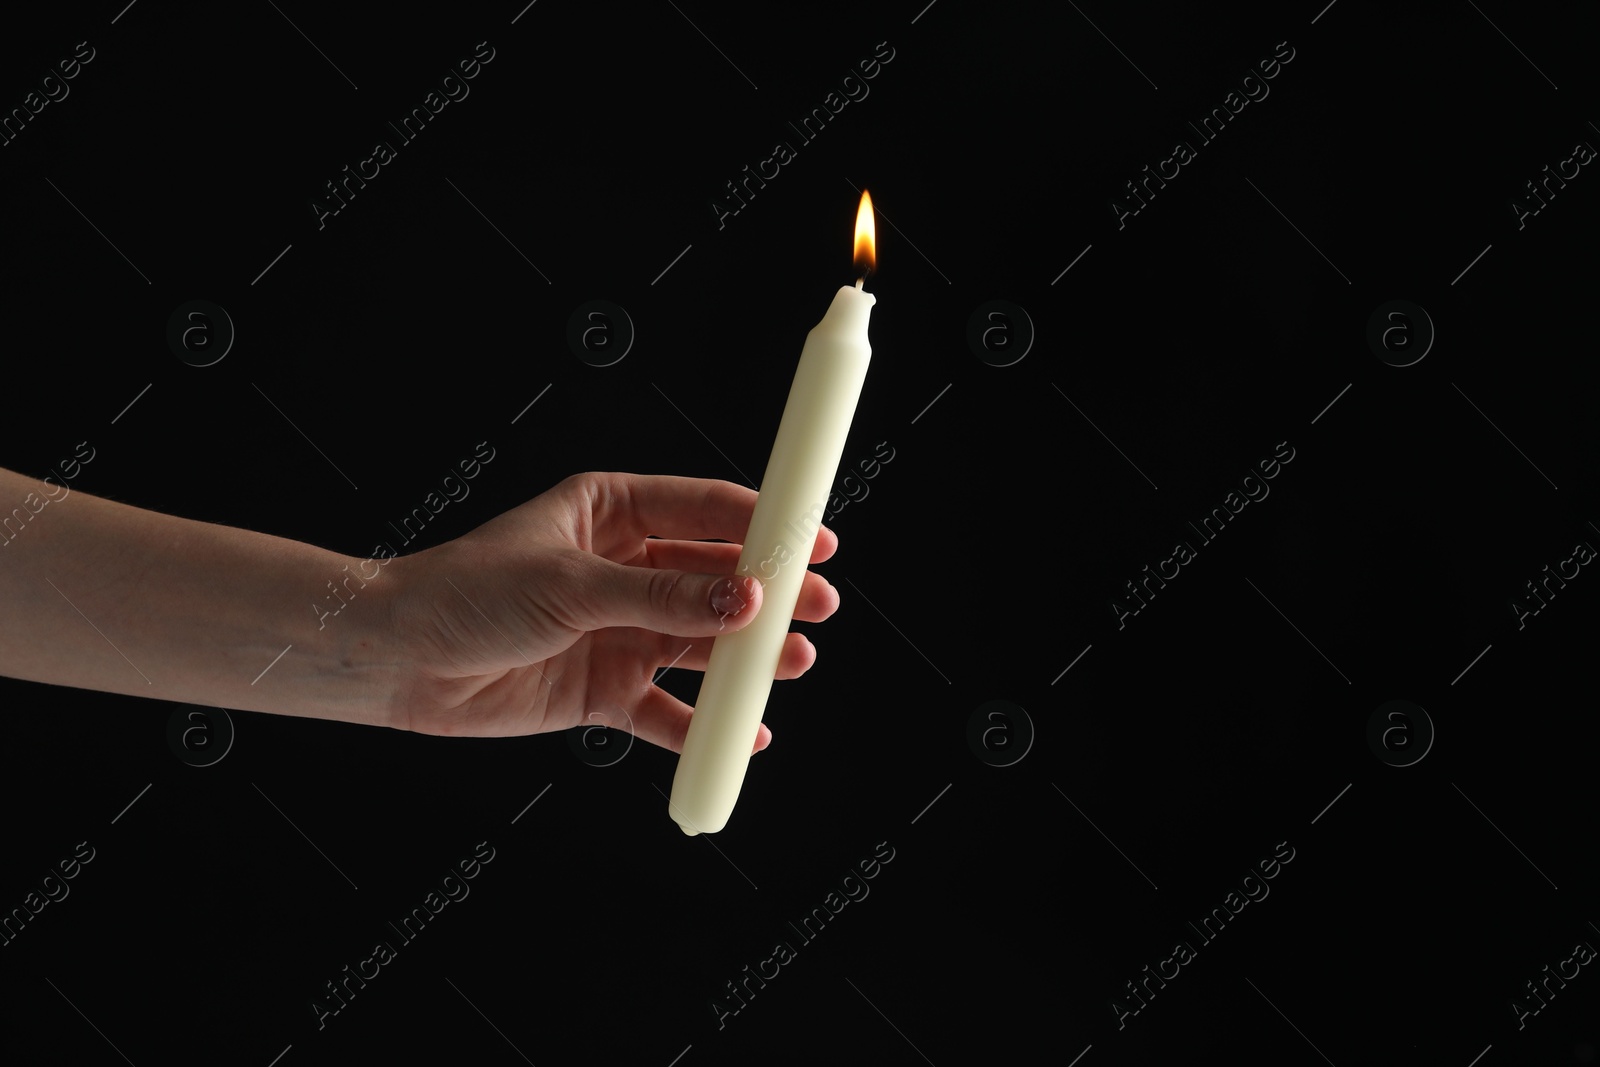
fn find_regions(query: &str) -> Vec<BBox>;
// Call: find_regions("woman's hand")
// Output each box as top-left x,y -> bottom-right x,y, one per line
386,472 -> 841,754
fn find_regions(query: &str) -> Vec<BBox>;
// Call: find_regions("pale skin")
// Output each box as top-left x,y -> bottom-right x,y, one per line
0,468 -> 841,754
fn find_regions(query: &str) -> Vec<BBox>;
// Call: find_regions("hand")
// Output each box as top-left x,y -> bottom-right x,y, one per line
386,472 -> 841,754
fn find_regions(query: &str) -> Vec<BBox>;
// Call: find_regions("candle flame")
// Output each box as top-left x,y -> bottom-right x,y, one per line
853,190 -> 875,281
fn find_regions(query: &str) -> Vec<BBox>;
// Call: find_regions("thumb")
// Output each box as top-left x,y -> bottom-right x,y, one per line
574,556 -> 763,636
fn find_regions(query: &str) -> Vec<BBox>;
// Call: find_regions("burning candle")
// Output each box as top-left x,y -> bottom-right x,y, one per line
668,191 -> 878,835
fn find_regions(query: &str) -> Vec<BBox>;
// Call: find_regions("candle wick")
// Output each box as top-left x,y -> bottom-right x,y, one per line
854,277 -> 865,290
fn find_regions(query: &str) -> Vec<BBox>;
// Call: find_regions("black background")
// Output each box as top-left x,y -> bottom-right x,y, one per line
1,1 -> 1596,1064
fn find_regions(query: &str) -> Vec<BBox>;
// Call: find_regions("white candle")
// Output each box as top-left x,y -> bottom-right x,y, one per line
668,192 -> 877,835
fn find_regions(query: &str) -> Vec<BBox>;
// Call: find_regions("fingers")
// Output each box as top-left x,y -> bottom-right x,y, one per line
792,573 -> 840,625
629,683 -> 773,756
579,472 -> 838,562
650,629 -> 817,680
633,533 -> 838,573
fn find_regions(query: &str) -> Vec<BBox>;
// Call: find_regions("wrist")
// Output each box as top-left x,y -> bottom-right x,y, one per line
323,547 -> 414,733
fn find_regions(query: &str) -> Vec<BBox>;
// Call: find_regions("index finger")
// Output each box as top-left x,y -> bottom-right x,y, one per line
588,472 -> 839,564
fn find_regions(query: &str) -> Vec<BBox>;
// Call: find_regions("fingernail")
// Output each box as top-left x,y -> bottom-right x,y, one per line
712,577 -> 755,617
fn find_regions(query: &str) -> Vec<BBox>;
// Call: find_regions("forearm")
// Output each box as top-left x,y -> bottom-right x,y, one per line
0,467 -> 402,726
